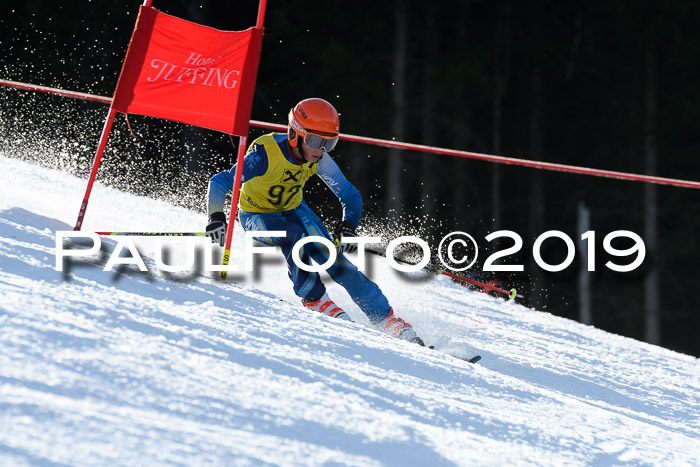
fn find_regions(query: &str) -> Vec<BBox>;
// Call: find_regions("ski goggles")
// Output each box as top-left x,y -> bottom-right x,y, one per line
302,132 -> 339,152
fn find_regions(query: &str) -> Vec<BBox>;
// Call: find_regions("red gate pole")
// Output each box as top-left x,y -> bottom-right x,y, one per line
220,136 -> 248,279
73,108 -> 117,230
220,0 -> 267,280
73,0 -> 153,230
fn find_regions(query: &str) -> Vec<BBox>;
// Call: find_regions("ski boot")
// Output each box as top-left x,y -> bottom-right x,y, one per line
377,309 -> 424,346
302,292 -> 352,321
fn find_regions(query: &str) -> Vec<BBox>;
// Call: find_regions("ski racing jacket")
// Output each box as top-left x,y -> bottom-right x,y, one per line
207,132 -> 362,228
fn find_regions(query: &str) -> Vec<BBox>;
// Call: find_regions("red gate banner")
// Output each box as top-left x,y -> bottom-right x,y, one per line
111,6 -> 263,136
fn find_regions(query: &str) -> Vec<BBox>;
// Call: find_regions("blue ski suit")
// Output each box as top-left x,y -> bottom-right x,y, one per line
207,132 -> 391,324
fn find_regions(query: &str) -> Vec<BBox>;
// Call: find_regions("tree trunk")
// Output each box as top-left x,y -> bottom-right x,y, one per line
491,1 -> 512,233
420,3 -> 438,241
451,1 -> 472,226
578,201 -> 592,325
387,0 -> 407,219
528,65 -> 545,309
643,43 -> 660,345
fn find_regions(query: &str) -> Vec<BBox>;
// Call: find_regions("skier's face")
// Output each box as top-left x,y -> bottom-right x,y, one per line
301,143 -> 324,163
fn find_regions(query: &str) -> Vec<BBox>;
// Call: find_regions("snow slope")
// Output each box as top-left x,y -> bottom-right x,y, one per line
0,155 -> 698,466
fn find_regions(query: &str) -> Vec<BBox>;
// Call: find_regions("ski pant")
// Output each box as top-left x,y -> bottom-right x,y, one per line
239,202 -> 391,323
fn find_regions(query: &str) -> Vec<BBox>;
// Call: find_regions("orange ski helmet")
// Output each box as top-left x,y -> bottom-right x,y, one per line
288,98 -> 340,152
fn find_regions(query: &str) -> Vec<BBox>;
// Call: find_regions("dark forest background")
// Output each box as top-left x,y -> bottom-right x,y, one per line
1,1 -> 699,356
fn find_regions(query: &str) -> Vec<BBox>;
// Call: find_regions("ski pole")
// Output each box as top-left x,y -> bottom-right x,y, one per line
96,232 -> 205,236
365,248 -> 522,300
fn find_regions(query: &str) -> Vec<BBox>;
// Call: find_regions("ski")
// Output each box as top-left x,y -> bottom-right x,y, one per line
452,354 -> 481,364
279,301 -> 482,363
427,345 -> 481,364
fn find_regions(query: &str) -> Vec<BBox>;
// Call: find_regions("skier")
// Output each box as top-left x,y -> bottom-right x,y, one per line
205,97 -> 424,345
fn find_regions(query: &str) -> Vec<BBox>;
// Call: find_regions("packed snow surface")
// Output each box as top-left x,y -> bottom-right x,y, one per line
0,155 -> 698,466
